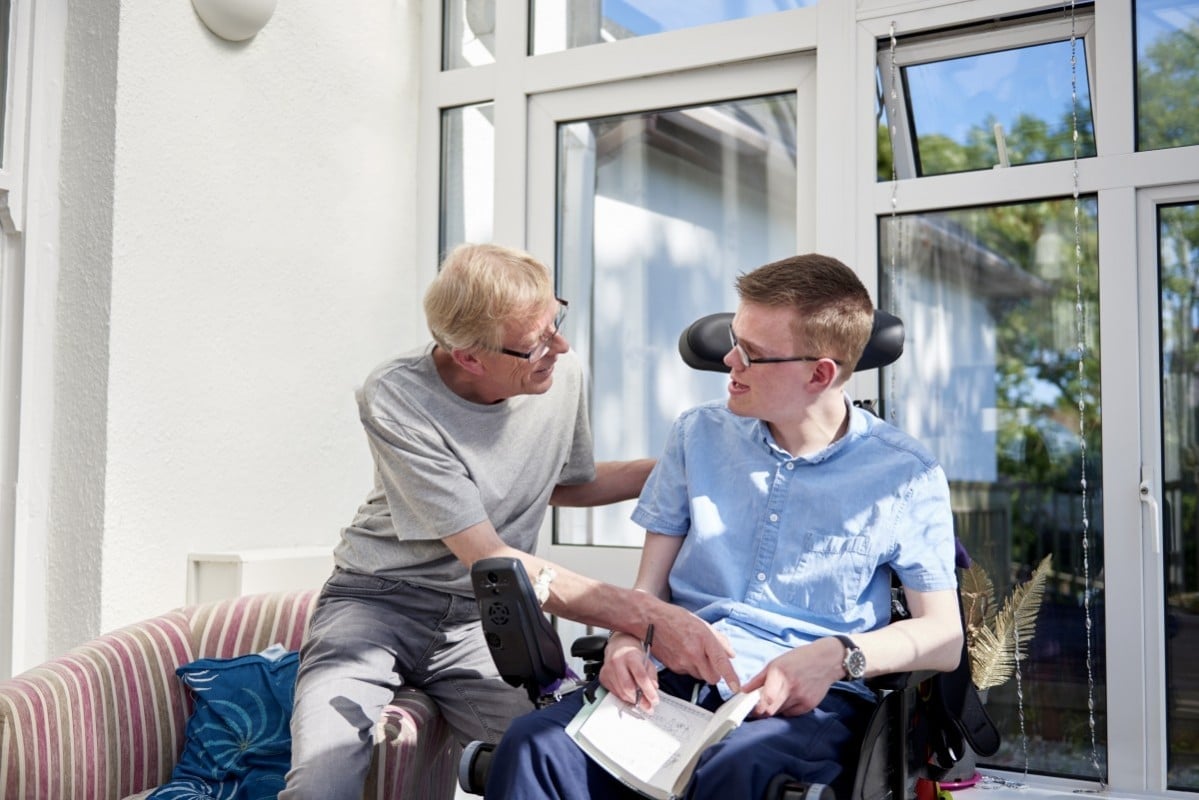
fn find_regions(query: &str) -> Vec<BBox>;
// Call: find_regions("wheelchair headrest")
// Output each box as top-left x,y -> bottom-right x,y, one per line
678,309 -> 904,373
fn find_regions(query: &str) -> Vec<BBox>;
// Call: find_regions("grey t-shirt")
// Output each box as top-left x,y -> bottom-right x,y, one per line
333,344 -> 596,596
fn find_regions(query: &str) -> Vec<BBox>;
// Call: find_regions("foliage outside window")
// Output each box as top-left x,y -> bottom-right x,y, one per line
1136,0 -> 1199,151
879,197 -> 1105,778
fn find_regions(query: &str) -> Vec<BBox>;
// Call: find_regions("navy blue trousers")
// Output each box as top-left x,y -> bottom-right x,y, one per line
485,671 -> 873,800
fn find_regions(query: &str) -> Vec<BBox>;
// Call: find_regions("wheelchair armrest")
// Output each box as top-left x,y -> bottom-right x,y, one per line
471,557 -> 567,701
864,669 -> 940,694
570,634 -> 608,683
570,634 -> 607,662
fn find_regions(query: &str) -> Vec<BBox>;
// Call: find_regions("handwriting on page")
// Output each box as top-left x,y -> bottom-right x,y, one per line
577,696 -> 712,783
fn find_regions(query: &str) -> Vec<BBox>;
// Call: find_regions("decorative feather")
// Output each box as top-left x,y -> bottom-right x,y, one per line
963,554 -> 1053,691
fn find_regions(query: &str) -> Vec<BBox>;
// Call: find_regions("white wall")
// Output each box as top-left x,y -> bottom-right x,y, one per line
38,0 -> 426,660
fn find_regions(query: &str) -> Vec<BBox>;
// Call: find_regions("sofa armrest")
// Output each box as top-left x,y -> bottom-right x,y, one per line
0,611 -> 196,800
364,687 -> 460,800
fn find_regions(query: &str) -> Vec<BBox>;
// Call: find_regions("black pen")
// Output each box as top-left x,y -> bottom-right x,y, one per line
633,623 -> 655,707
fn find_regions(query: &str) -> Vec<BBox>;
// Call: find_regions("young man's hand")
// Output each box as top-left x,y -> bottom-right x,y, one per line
600,609 -> 739,710
741,637 -> 843,717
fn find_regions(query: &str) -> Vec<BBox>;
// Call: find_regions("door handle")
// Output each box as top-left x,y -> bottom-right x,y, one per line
1140,480 -> 1162,554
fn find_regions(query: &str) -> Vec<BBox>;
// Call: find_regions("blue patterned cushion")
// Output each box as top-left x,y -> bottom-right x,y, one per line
148,647 -> 299,800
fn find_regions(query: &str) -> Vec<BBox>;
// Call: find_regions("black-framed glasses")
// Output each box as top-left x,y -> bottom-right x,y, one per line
499,298 -> 569,363
728,325 -> 841,369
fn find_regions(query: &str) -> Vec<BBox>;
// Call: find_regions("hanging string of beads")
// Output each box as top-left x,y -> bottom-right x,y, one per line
1068,0 -> 1106,785
886,21 -> 901,426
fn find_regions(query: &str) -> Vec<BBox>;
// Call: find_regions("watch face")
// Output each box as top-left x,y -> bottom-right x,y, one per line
845,649 -> 866,679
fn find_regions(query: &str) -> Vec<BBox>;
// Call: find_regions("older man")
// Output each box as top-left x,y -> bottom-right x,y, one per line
282,243 -> 737,799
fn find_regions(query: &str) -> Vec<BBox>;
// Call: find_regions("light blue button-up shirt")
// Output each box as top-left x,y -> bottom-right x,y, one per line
631,397 -> 957,698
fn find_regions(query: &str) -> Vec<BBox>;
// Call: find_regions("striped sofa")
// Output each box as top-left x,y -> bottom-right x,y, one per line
0,590 -> 459,800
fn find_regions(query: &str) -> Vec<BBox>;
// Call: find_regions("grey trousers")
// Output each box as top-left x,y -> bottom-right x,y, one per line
280,568 -> 533,800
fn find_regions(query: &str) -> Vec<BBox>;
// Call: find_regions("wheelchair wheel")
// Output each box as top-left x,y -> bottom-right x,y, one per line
457,739 -> 495,795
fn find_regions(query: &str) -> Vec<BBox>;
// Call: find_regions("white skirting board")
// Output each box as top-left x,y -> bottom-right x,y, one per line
186,547 -> 335,605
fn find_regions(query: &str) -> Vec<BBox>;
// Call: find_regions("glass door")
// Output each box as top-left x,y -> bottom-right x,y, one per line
1148,188 -> 1199,790
526,53 -> 816,597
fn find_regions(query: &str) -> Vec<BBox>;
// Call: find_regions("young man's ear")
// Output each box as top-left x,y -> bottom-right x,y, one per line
808,358 -> 840,389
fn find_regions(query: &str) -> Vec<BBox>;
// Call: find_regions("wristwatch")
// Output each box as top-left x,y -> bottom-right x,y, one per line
834,635 -> 866,680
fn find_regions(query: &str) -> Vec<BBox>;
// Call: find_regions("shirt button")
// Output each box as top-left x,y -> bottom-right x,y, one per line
757,572 -> 767,582
786,462 -> 795,470
769,513 -> 779,522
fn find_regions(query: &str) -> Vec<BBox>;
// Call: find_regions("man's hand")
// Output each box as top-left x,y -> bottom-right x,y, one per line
600,607 -> 740,710
741,637 -> 843,718
599,632 -> 660,711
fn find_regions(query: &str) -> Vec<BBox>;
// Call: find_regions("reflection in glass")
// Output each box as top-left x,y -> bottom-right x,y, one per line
881,41 -> 1096,178
555,95 -> 798,546
1160,202 -> 1199,789
443,0 -> 496,70
879,199 -> 1106,779
1136,0 -> 1199,150
440,102 -> 494,254
531,0 -> 811,54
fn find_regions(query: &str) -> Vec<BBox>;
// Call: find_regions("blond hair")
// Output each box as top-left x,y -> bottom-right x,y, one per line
735,254 -> 874,369
424,243 -> 556,352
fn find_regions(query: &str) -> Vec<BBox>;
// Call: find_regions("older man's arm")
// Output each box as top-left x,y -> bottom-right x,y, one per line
549,459 -> 656,507
442,520 -> 737,692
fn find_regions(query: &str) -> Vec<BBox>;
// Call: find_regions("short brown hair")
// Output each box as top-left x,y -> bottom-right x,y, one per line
735,254 -> 874,369
424,243 -> 556,352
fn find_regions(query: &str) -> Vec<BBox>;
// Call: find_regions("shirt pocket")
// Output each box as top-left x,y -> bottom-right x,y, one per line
776,530 -> 872,617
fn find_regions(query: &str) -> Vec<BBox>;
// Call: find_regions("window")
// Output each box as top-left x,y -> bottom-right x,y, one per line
880,198 -> 1104,778
530,0 -> 814,54
1136,0 -> 1199,151
1158,200 -> 1199,787
878,8 -> 1096,179
443,0 -> 495,69
441,102 -> 495,252
554,94 -> 799,546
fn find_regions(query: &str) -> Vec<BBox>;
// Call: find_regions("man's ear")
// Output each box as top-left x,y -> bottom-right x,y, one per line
450,347 -> 488,376
809,358 -> 840,390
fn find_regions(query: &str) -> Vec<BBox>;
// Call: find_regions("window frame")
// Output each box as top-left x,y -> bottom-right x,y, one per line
876,7 -> 1098,180
422,0 -> 1199,792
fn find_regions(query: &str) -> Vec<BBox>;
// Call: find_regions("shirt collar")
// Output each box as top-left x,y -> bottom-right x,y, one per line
755,394 -> 867,464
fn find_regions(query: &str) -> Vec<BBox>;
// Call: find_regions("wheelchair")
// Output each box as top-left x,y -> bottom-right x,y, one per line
458,309 -> 999,799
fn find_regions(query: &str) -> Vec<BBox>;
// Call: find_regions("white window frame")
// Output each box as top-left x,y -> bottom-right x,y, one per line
1,0 -> 67,679
422,0 -> 1199,793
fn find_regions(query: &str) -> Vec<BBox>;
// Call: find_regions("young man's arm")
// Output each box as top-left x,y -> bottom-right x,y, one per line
442,522 -> 739,692
742,587 -> 963,718
548,459 -> 656,507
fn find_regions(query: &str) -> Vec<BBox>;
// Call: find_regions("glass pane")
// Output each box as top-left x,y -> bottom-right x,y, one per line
879,198 -> 1106,779
440,102 -> 494,253
1159,201 -> 1199,789
556,94 -> 798,546
531,0 -> 812,54
1136,0 -> 1199,151
443,0 -> 496,70
883,41 -> 1096,178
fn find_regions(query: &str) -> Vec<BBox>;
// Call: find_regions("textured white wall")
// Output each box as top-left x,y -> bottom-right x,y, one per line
48,1 -> 426,648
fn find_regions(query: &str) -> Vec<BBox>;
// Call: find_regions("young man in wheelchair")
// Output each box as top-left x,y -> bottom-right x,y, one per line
486,253 -> 964,799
